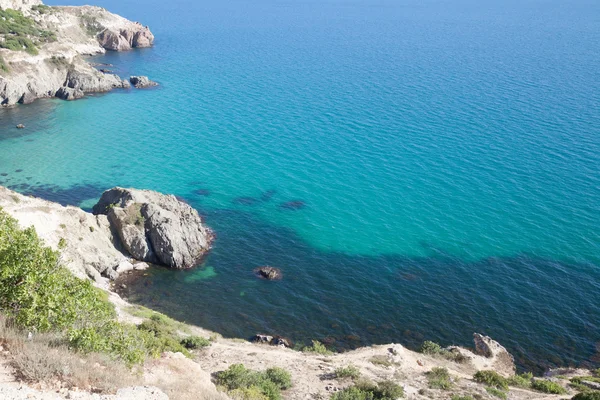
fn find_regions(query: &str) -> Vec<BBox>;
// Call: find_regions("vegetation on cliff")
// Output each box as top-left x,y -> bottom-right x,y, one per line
0,8 -> 56,56
0,208 -> 205,369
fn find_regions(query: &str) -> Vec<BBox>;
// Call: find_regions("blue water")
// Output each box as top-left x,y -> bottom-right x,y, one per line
1,0 -> 599,372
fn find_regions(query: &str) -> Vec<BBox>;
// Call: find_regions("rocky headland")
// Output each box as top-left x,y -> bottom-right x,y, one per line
0,185 -> 597,400
0,0 -> 155,106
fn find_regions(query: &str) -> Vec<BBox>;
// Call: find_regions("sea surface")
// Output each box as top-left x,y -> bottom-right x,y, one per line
1,0 -> 599,372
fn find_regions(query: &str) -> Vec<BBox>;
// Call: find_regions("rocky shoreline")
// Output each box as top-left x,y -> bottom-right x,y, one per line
0,0 -> 156,106
0,185 -> 597,400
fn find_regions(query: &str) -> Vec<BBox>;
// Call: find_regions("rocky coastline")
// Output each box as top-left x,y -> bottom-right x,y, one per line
0,0 -> 156,106
0,184 -> 597,400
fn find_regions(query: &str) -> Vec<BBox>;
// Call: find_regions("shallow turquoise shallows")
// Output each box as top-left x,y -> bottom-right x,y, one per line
1,0 -> 599,372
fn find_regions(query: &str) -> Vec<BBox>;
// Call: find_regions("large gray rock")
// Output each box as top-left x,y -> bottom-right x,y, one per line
93,187 -> 213,269
55,86 -> 84,100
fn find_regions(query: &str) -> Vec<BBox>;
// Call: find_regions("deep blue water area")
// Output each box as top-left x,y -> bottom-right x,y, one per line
1,0 -> 599,373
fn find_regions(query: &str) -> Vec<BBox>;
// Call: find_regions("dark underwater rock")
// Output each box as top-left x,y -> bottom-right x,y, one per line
279,200 -> 306,210
254,266 -> 282,280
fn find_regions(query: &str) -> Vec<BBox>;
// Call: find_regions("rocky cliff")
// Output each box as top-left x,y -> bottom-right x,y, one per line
0,0 -> 155,106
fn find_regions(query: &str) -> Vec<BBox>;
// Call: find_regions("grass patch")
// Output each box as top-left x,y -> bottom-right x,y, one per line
0,315 -> 139,392
126,305 -> 190,334
331,379 -> 404,400
369,355 -> 394,368
485,387 -> 507,399
473,370 -> 508,390
426,367 -> 453,390
531,379 -> 567,394
215,364 -> 292,400
334,365 -> 361,380
301,340 -> 333,355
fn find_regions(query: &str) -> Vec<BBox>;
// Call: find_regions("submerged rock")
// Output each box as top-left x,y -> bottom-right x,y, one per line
93,187 -> 213,269
16,124 -> 25,129
130,76 -> 158,88
279,200 -> 306,210
254,266 -> 282,280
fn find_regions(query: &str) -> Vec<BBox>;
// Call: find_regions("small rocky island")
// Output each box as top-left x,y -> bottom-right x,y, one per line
0,0 -> 156,106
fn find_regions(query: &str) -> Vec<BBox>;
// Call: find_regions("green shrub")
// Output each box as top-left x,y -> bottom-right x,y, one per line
573,392 -> 600,400
420,341 -> 442,355
180,335 -> 210,350
334,365 -> 361,380
265,367 -> 292,390
473,370 -> 508,390
0,208 -> 180,366
331,386 -> 374,400
485,387 -> 507,399
507,372 -> 532,388
427,367 -> 453,390
332,379 -> 404,400
531,379 -> 566,394
215,364 -> 292,400
301,340 -> 332,355
450,396 -> 474,400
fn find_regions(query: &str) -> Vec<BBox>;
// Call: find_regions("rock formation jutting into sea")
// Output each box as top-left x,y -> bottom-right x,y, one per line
0,0 -> 155,105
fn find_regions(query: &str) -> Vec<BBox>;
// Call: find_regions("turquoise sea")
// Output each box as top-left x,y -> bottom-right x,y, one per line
1,0 -> 599,372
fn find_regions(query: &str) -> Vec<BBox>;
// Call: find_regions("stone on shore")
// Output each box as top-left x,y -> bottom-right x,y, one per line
93,187 -> 213,269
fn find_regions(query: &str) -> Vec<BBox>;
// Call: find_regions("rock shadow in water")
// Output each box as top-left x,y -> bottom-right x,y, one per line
279,200 -> 306,210
7,182 -> 107,208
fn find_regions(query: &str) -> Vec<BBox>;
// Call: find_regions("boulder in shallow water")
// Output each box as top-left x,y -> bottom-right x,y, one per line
254,266 -> 282,280
130,76 -> 158,88
93,187 -> 213,269
16,124 -> 25,129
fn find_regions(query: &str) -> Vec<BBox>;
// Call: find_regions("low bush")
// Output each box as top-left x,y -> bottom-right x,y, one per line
531,379 -> 567,394
332,379 -> 404,400
215,364 -> 292,400
0,55 -> 8,73
485,387 -> 507,399
301,340 -> 332,355
181,335 -> 211,349
573,392 -> 600,400
450,396 -> 474,400
473,370 -> 508,390
334,365 -> 361,380
420,341 -> 442,355
0,9 -> 55,54
427,367 -> 453,390
507,372 -> 532,388
418,340 -> 467,363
